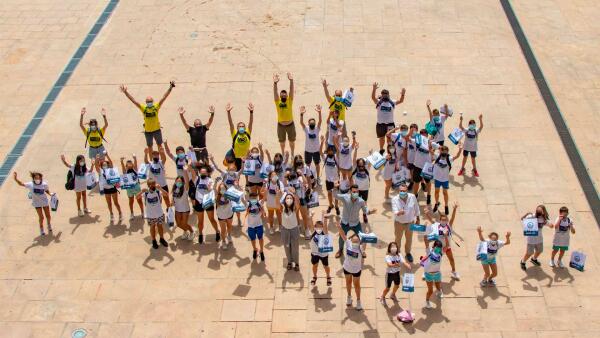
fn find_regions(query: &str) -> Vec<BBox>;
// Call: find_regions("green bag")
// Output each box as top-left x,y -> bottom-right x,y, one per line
425,121 -> 438,136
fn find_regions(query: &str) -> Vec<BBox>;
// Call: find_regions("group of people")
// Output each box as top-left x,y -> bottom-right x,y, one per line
13,75 -> 578,311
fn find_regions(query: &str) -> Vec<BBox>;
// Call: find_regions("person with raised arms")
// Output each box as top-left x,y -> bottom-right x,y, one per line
274,72 -> 296,156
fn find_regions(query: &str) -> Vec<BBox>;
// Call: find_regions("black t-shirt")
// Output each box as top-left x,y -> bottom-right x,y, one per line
187,125 -> 208,148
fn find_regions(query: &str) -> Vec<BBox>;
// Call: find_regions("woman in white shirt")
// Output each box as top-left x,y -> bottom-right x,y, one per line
190,165 -> 220,244
95,153 -> 123,222
171,169 -> 194,241
263,171 -> 284,234
410,129 -> 438,205
215,181 -> 234,249
60,154 -> 92,216
432,145 -> 462,215
14,171 -> 54,235
281,192 -> 301,271
137,178 -> 169,249
336,222 -> 364,311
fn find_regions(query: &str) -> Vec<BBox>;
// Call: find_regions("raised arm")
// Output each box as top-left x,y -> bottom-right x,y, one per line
316,104 -> 322,128
206,105 -> 215,129
79,107 -> 87,132
13,172 -> 25,187
119,84 -> 141,108
453,143 -> 463,161
395,88 -> 406,105
319,135 -> 325,154
459,114 -> 465,131
164,140 -> 174,160
273,74 -> 280,101
371,82 -> 379,104
158,81 -> 175,107
299,106 -> 306,129
209,155 -> 224,175
143,148 -> 150,164
133,154 -> 139,170
247,102 -> 254,134
100,108 -> 108,130
426,99 -> 433,120
505,232 -> 512,245
476,226 -> 485,242
287,72 -> 294,101
478,114 -> 484,132
449,203 -> 458,227
322,78 -> 332,102
258,143 -> 265,160
264,149 -> 272,164
60,154 -> 70,168
352,142 -> 359,164
120,157 -> 126,172
226,103 -> 234,135
178,107 -> 190,129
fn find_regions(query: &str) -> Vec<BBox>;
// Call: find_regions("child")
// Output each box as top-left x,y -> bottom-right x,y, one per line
264,171 -> 284,234
410,128 -> 438,205
334,132 -> 356,184
164,141 -> 189,177
432,145 -> 462,215
426,100 -> 452,146
144,148 -> 171,209
265,150 -> 289,181
320,135 -> 340,215
60,154 -> 92,216
380,242 -> 411,305
137,178 -> 169,249
309,210 -> 332,286
245,191 -> 266,261
212,158 -> 243,226
424,204 -> 460,280
382,144 -> 399,200
477,226 -> 511,287
172,170 -> 194,240
190,164 -> 220,244
95,153 -> 122,222
120,155 -> 144,220
550,206 -> 576,268
215,181 -> 234,249
300,105 -> 323,185
386,124 -> 409,168
336,224 -> 364,311
520,205 -> 550,270
245,144 -> 265,195
13,171 -> 53,235
422,239 -> 444,309
458,114 -> 483,177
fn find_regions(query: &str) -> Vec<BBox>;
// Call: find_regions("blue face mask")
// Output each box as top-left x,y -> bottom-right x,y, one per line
250,199 -> 257,204
433,247 -> 442,254
351,192 -> 359,199
399,191 -> 408,198
175,182 -> 183,188
238,127 -> 246,134
146,102 -> 154,108
177,153 -> 185,159
433,116 -> 441,123
400,130 -> 408,137
468,124 -> 476,131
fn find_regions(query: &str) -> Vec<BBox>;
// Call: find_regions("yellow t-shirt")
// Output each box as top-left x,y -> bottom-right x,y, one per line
83,127 -> 106,148
275,98 -> 293,123
139,103 -> 161,132
232,130 -> 251,158
329,97 -> 347,121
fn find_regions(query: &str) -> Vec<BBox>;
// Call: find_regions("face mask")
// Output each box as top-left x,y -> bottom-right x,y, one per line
315,228 -> 323,234
400,130 -> 408,137
250,199 -> 257,203
200,174 -> 207,179
309,123 -> 316,129
285,199 -> 293,206
327,153 -> 334,158
390,248 -> 398,254
251,153 -> 259,159
343,141 -> 350,147
271,177 -> 277,183
358,166 -> 365,171
146,102 -> 154,107
399,191 -> 408,198
227,170 -> 235,175
102,164 -> 108,169
34,179 -> 41,185
352,242 -> 360,249
440,221 -> 448,227
433,247 -> 442,254
433,116 -> 441,123
351,192 -> 359,199
468,124 -> 476,131
238,127 -> 246,134
281,97 -> 287,103
153,157 -> 159,163
90,125 -> 97,131
388,148 -> 395,154
79,161 -> 85,166
489,240 -> 498,247
177,153 -> 185,159
175,182 -> 183,188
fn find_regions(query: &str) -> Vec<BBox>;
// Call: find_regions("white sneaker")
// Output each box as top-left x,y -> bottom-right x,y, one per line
549,259 -> 556,267
305,229 -> 311,239
436,290 -> 443,298
129,214 -> 135,220
227,234 -> 233,243
424,300 -> 433,309
451,271 -> 461,280
84,208 -> 91,214
269,227 -> 275,235
558,260 -> 565,268
379,297 -> 386,306
118,214 -> 123,221
346,296 -> 353,306
355,300 -> 363,311
223,241 -> 229,250
78,209 -> 84,217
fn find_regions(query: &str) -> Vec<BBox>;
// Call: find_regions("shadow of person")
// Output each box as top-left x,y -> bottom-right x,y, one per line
246,259 -> 274,284
412,301 -> 450,332
441,277 -> 459,297
70,214 -> 100,234
169,237 -> 199,257
127,217 -> 145,235
381,199 -> 393,218
521,266 -> 554,291
476,286 -> 511,309
264,229 -> 282,250
24,231 -> 63,254
310,287 -> 336,310
281,269 -> 304,290
103,220 -> 127,239
142,244 -> 175,270
449,173 -> 484,191
341,307 -> 375,332
552,266 -> 575,284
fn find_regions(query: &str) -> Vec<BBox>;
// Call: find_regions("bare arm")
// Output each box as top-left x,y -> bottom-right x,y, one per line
336,222 -> 347,241
299,105 -> 306,129
206,105 -> 215,129
322,78 -> 332,102
158,81 -> 175,107
319,135 -> 325,154
505,232 -> 511,245
79,107 -> 86,132
178,107 -> 190,130
478,114 -> 484,132
453,143 -> 463,160
264,149 -> 272,164
60,154 -> 70,168
288,72 -> 294,101
101,108 -> 108,130
144,149 -> 150,164
477,226 -> 485,242
226,103 -> 234,135
426,99 -> 433,120
371,82 -> 378,104
133,155 -> 138,170
273,74 -> 280,101
316,105 -> 322,128
449,203 -> 458,227
119,84 -> 141,108
164,140 -> 174,160
120,157 -> 126,172
459,115 -> 465,131
13,172 -> 25,187
395,88 -> 406,105
247,102 -> 254,134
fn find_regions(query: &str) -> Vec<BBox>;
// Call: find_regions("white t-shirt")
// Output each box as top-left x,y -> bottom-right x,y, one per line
431,115 -> 448,143
553,217 -> 572,247
322,154 -> 339,182
265,179 -> 284,209
246,200 -> 263,228
327,118 -> 344,146
25,181 -> 49,208
432,155 -> 453,182
171,155 -> 189,177
353,169 -> 370,191
338,144 -> 353,170
216,194 -> 233,220
70,166 -> 87,192
172,186 -> 190,213
194,176 -> 212,201
144,189 -> 164,219
383,155 -> 398,181
148,161 -> 167,187
376,99 -> 395,124
463,128 -> 481,152
281,210 -> 298,229
390,133 -> 407,166
385,254 -> 404,274
343,239 -> 362,273
221,171 -> 239,188
486,240 -> 505,260
304,126 -> 321,153
100,168 -> 115,190
411,135 -> 438,169
247,158 -> 264,184
423,251 -> 442,273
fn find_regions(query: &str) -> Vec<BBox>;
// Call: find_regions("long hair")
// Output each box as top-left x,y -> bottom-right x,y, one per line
74,154 -> 86,176
282,193 -> 295,214
172,175 -> 185,198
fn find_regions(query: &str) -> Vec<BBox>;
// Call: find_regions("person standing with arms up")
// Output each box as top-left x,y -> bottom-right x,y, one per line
80,107 -> 108,160
371,82 -> 406,155
226,103 -> 254,171
178,106 -> 214,162
119,81 -> 175,154
274,73 -> 296,156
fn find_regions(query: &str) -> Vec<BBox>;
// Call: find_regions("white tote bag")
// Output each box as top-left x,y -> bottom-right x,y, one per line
166,206 -> 175,227
137,163 -> 149,180
307,191 -> 319,208
50,193 -> 59,212
476,241 -> 488,261
420,162 -> 434,180
569,251 -> 586,271
85,172 -> 97,190
317,234 -> 334,253
104,168 -> 121,185
448,127 -> 464,145
243,160 -> 256,176
522,217 -> 539,237
402,273 -> 415,292
366,152 -> 386,170
225,186 -> 244,203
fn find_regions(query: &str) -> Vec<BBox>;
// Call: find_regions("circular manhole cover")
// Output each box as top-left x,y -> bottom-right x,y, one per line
72,329 -> 87,338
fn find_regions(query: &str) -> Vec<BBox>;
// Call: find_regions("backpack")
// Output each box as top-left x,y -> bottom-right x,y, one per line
425,121 -> 438,136
84,127 -> 107,148
65,169 -> 75,190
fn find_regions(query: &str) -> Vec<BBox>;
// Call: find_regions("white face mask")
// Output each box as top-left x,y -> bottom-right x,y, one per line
390,248 -> 398,254
271,177 -> 277,183
34,179 -> 41,185
79,161 -> 85,166
285,199 -> 293,206
352,242 -> 360,249
315,228 -> 323,234
251,153 -> 259,159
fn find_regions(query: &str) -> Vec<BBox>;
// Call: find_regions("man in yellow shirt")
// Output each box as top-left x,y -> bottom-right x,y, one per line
274,72 -> 295,156
322,78 -> 351,136
226,102 -> 254,171
79,107 -> 108,159
120,81 -> 175,154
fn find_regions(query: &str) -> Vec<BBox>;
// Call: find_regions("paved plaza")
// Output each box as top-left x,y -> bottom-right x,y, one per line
0,0 -> 599,337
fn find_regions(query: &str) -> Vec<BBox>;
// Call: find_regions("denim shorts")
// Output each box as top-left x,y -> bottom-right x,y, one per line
247,225 -> 264,241
434,180 -> 449,189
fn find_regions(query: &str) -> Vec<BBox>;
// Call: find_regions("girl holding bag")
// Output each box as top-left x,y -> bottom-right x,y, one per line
60,154 -> 92,216
13,171 -> 54,235
120,155 -> 144,220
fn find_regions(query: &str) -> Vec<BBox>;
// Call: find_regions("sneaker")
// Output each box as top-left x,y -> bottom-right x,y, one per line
110,214 -> 115,222
406,253 -> 414,263
305,229 -> 311,239
129,214 -> 135,221
480,279 -> 487,287
227,234 -> 233,243
253,250 -> 258,260
444,205 -> 449,215
84,208 -> 91,214
294,264 -> 300,271
159,238 -> 168,247
269,227 -> 275,235
530,258 -> 541,266
558,260 -> 564,268
424,300 -> 433,309
40,228 -> 46,236
78,209 -> 84,217
426,194 -> 431,205
549,259 -> 555,267
520,261 -> 527,271
433,202 -> 440,213
420,182 -> 426,191
458,168 -> 465,176
215,232 -> 221,242
346,296 -> 353,306
473,169 -> 479,177
326,206 -> 333,214
152,240 -> 159,249
488,279 -> 496,287
260,251 -> 265,261
198,233 -> 204,244
379,297 -> 387,306
335,206 -> 340,216
436,290 -> 443,298
451,271 -> 460,280
356,300 -> 363,311
335,251 -> 342,258
222,241 -> 228,250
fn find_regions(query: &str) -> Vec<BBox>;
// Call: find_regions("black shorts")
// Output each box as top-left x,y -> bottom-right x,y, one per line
358,190 -> 368,201
304,151 -> 321,165
411,167 -> 430,183
463,150 -> 477,158
311,254 -> 329,266
376,122 -> 395,138
193,201 -> 214,212
325,181 -> 335,191
407,163 -> 415,171
103,187 -> 118,195
343,268 -> 362,278
385,272 -> 401,288
218,215 -> 233,221
247,181 -> 263,187
436,140 -> 445,146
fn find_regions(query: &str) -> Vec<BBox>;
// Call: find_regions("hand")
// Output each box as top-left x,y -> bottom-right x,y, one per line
226,103 -> 233,112
169,81 -> 176,88
444,103 -> 449,112
453,202 -> 459,209
273,74 -> 280,83
459,115 -> 463,122
426,99 -> 431,107
315,104 -> 321,112
333,181 -> 340,189
321,78 -> 328,87
119,84 -> 127,93
349,87 -> 354,92
400,88 -> 406,96
477,226 -> 482,233
163,139 -> 168,146
144,148 -> 149,154
258,142 -> 263,149
354,142 -> 360,149
80,107 -> 88,116
287,72 -> 293,81
284,150 -> 289,157
247,102 -> 254,112
506,231 -> 512,237
209,105 -> 215,114
13,172 -> 17,179
300,106 -> 306,115
397,209 -> 405,215
372,82 -> 379,89
60,154 -> 65,161
132,153 -> 137,158
478,114 -> 483,120
178,107 -> 185,115
101,108 -> 106,117
288,186 -> 296,194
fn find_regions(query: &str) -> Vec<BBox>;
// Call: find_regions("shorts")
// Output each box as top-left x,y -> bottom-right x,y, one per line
424,271 -> 441,282
148,215 -> 165,226
311,254 -> 329,266
552,245 -> 569,251
326,181 -> 335,191
385,272 -> 401,288
358,190 -> 368,201
434,180 -> 449,189
277,122 -> 297,143
247,225 -> 264,241
193,201 -> 214,212
527,243 -> 543,255
88,145 -> 105,159
218,215 -> 233,221
463,150 -> 477,158
305,151 -> 321,165
126,183 -> 141,198
376,122 -> 395,138
343,269 -> 362,278
412,167 -> 430,183
407,163 -> 415,171
247,181 -> 263,187
481,257 -> 497,265
194,148 -> 209,162
104,187 -> 118,195
144,129 -> 163,147
436,140 -> 445,146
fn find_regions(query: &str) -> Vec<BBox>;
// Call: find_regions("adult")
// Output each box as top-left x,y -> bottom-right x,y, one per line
299,104 -> 323,184
391,183 -> 420,262
371,83 -> 406,154
322,78 -> 352,136
226,103 -> 254,171
119,81 -> 175,154
80,107 -> 108,159
274,73 -> 296,156
178,105 -> 214,162
333,183 -> 369,259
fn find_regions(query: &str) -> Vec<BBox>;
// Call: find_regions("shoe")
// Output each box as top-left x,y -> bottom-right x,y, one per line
110,214 -> 115,222
224,241 -> 229,250
84,208 -> 91,214
129,214 -> 135,221
40,228 -> 46,236
287,263 -> 292,270
335,206 -> 340,216
227,234 -> 233,244
473,169 -> 479,177
152,240 -> 159,249
260,251 -> 265,261
530,258 -> 541,266
356,300 -> 363,311
549,259 -> 555,267
390,294 -> 397,301
451,271 -> 460,280
426,194 -> 431,205
379,149 -> 385,155
457,168 -> 465,176
488,279 -> 496,287
305,229 -> 311,239
269,227 -> 275,235
558,260 -> 564,268
433,202 -> 440,213
346,296 -> 353,306
379,297 -> 386,306
253,250 -> 258,260
78,209 -> 84,217
520,261 -> 527,271
480,279 -> 487,287
159,238 -> 168,247
294,264 -> 300,271
326,206 -> 333,214
444,205 -> 449,215
406,253 -> 413,263
215,232 -> 221,242
436,290 -> 443,298
198,233 -> 204,244
335,251 -> 342,258
326,277 -> 332,286
424,301 -> 433,309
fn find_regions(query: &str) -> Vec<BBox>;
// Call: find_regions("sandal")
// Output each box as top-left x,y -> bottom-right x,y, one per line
311,277 -> 317,285
286,263 -> 292,270
362,252 -> 367,258
326,277 -> 332,286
